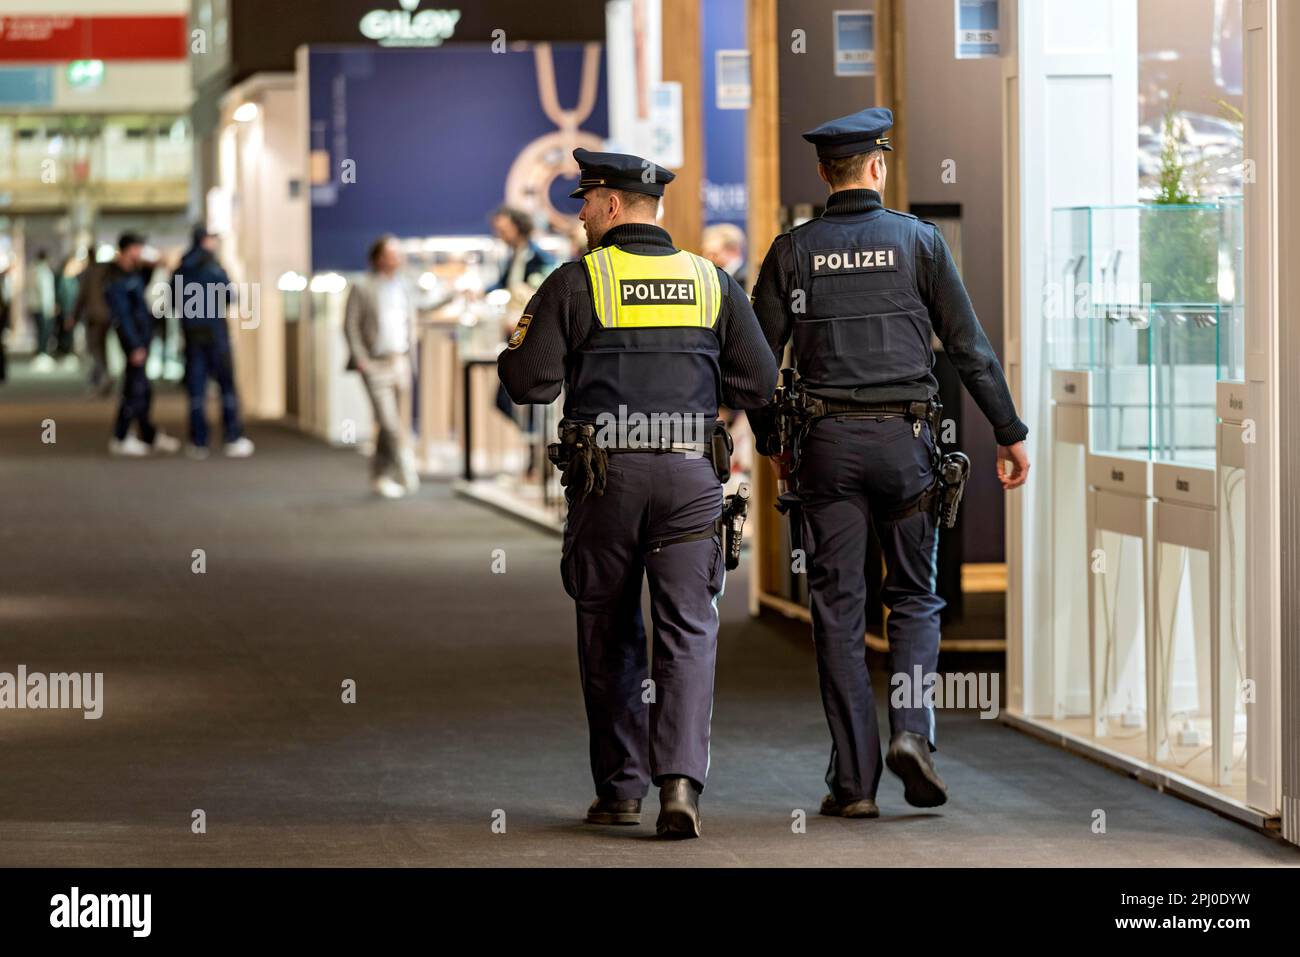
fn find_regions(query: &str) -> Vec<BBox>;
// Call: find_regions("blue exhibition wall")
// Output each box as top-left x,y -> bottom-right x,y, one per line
700,0 -> 747,229
307,44 -> 608,272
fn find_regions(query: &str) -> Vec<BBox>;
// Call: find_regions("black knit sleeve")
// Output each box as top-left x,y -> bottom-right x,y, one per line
750,233 -> 794,364
497,264 -> 580,405
921,225 -> 1029,445
716,268 -> 778,411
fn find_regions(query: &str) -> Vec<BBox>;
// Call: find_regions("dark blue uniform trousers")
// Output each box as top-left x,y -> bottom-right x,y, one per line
796,415 -> 945,802
561,454 -> 724,800
185,337 -> 243,448
113,363 -> 157,444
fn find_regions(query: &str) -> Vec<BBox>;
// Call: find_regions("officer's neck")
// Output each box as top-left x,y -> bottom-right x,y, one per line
827,178 -> 883,193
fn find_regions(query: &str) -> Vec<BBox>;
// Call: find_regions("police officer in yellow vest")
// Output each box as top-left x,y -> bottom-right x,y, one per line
499,148 -> 777,838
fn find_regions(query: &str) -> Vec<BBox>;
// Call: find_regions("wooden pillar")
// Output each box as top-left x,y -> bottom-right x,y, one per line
747,0 -> 785,608
660,0 -> 704,251
874,0 -> 908,211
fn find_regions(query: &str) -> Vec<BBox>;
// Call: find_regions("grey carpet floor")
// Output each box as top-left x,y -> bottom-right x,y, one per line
0,364 -> 1295,866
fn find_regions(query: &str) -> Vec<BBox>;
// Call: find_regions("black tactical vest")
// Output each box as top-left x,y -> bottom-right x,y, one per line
565,245 -> 723,428
787,206 -> 935,399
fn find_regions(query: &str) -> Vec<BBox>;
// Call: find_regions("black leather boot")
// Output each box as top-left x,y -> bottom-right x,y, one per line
886,731 -> 948,807
655,777 -> 702,839
586,797 -> 642,825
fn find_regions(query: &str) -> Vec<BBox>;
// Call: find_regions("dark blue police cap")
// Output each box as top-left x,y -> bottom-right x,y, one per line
802,107 -> 894,160
569,147 -> 676,199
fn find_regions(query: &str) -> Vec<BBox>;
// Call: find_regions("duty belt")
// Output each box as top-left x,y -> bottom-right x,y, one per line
605,441 -> 711,457
548,419 -> 732,501
803,397 -> 932,420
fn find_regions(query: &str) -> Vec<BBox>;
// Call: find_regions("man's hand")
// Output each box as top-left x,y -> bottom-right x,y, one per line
129,347 -> 147,367
997,441 -> 1029,490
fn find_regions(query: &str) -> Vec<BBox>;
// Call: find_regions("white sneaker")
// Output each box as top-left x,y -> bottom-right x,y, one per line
185,444 -> 210,460
399,451 -> 420,492
223,437 -> 255,458
373,476 -> 407,499
152,431 -> 182,454
31,353 -> 57,373
109,435 -> 152,457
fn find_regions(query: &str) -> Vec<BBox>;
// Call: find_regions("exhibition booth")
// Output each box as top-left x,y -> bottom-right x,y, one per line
992,0 -> 1296,836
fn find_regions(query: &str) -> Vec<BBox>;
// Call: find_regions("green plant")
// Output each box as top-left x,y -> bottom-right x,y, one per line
1154,102 -> 1194,205
1140,100 -> 1217,366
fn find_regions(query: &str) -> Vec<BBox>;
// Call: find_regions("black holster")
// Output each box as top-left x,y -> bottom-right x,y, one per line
710,421 -> 734,483
547,421 -> 608,502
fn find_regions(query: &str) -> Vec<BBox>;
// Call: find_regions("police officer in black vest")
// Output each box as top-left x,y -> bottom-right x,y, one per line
751,108 -> 1030,817
499,149 -> 777,838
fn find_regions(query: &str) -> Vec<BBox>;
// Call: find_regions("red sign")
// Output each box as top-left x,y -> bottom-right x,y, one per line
0,15 -> 187,61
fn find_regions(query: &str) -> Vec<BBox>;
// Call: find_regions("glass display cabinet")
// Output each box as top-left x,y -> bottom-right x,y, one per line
1045,198 -> 1245,777
1147,196 -> 1245,789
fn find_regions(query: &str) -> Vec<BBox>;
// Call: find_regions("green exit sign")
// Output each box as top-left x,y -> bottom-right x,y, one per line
67,60 -> 105,89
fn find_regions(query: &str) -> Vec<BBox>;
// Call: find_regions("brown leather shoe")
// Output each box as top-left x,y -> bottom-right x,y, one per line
819,793 -> 880,818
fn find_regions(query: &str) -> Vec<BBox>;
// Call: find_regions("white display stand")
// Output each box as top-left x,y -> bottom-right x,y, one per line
1050,370 -> 1091,719
1150,461 -> 1215,770
1085,453 -> 1153,746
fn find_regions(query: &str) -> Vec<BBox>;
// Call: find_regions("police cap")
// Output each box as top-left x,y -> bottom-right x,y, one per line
802,107 -> 894,160
569,147 -> 676,199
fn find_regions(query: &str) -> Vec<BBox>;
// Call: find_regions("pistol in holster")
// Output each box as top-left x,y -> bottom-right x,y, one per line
719,483 -> 751,571
547,420 -> 608,501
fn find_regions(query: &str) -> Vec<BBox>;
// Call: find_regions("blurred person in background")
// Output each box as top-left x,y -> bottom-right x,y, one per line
702,223 -> 752,480
26,248 -> 57,371
106,232 -> 180,457
173,225 -> 254,459
702,223 -> 747,290
491,206 -> 553,307
72,251 -> 116,397
53,250 -> 85,364
344,234 -> 419,499
490,206 -> 554,479
0,260 -> 11,383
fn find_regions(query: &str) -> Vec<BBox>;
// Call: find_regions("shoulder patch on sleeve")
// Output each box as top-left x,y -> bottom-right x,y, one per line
507,314 -> 532,349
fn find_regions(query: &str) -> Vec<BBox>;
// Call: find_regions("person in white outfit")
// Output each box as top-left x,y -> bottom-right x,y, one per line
343,235 -> 420,499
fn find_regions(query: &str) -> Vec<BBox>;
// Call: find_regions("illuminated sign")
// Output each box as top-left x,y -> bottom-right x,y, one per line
0,16 -> 186,61
66,59 -> 104,88
359,0 -> 461,48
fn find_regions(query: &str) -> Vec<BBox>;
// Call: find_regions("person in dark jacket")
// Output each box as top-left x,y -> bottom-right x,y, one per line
490,206 -> 554,477
751,108 -> 1029,817
498,149 -> 778,838
72,256 -> 115,396
173,226 -> 254,459
106,232 -> 180,457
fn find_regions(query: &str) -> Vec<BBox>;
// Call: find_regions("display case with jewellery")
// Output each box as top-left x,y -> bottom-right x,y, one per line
1043,199 -> 1249,800
1146,197 -> 1245,791
396,235 -> 573,528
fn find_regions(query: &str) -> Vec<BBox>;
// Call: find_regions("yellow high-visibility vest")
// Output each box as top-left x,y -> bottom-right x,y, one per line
583,245 -> 722,330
